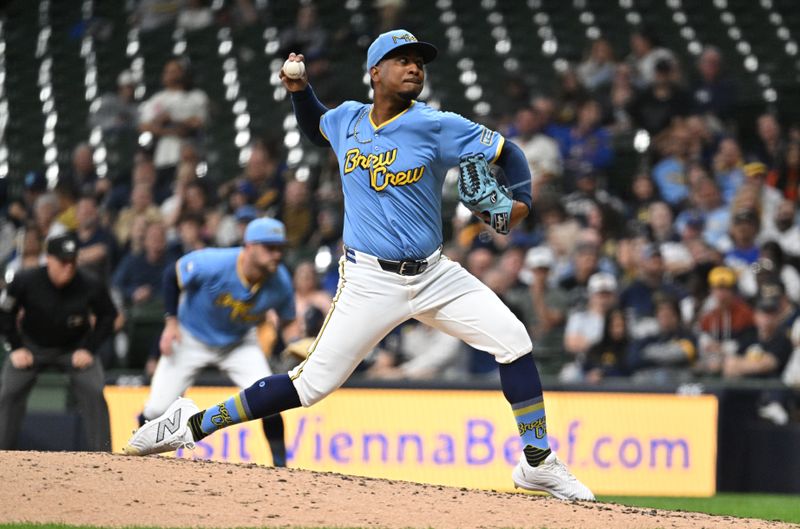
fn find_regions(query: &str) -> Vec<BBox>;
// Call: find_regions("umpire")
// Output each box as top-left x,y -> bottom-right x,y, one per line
0,232 -> 116,451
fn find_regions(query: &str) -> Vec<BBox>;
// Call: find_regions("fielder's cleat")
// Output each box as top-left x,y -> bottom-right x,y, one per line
123,397 -> 199,456
512,452 -> 595,501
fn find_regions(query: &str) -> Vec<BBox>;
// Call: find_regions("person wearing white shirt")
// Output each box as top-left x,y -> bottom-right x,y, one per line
139,59 -> 208,184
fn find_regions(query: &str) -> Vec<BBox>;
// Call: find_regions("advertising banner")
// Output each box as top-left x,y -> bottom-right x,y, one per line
107,387 -> 717,496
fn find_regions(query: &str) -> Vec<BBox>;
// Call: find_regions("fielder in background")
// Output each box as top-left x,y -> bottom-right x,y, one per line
125,29 -> 594,501
0,232 -> 116,451
129,217 -> 294,467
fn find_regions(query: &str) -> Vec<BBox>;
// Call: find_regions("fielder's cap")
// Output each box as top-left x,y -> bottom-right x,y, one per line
525,246 -> 554,269
708,266 -> 737,288
24,171 -> 47,192
744,161 -> 768,178
587,272 -> 618,294
235,205 -> 260,222
46,232 -> 79,261
244,217 -> 287,245
367,29 -> 438,71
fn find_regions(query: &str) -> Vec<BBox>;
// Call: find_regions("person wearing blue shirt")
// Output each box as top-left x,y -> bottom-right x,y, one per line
136,217 -> 295,467
125,30 -> 593,501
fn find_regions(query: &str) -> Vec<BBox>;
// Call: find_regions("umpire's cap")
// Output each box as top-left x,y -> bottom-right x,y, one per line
46,232 -> 79,261
244,217 -> 287,245
367,29 -> 438,71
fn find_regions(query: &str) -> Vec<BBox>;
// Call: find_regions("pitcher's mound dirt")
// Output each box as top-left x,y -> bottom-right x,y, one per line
0,451 -> 795,529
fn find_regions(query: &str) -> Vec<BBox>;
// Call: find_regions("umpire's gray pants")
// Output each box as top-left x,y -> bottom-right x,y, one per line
0,340 -> 111,451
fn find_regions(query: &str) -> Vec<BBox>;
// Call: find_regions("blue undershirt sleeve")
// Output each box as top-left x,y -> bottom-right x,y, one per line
494,140 -> 532,211
163,263 -> 180,318
290,85 -> 329,147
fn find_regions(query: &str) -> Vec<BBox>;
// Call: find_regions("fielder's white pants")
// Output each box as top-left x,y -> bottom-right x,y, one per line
289,248 -> 532,407
143,326 -> 273,419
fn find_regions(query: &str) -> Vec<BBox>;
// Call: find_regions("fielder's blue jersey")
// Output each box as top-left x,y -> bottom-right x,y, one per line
320,100 -> 505,260
176,247 -> 295,346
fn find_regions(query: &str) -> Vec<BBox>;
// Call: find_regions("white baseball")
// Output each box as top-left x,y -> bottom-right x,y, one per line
283,59 -> 305,79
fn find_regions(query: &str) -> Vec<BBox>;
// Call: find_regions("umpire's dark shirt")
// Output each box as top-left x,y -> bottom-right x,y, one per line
0,267 -> 117,354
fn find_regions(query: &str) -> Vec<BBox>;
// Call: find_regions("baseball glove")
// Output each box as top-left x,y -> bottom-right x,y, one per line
458,153 -> 513,234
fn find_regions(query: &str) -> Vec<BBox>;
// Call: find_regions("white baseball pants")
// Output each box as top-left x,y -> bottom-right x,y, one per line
289,248 -> 532,407
143,326 -> 272,419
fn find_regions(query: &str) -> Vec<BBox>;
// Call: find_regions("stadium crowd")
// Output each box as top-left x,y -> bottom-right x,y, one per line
1,0 -> 799,426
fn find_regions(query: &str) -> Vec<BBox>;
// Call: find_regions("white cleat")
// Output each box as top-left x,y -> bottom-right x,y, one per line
123,397 -> 200,456
512,452 -> 595,501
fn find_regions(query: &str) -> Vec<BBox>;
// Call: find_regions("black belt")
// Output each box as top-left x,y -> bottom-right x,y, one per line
377,257 -> 429,276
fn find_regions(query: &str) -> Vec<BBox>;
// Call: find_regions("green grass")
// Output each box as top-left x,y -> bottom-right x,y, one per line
600,492 -> 800,524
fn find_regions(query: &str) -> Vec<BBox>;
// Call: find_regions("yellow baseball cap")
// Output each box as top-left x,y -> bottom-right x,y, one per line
708,266 -> 737,288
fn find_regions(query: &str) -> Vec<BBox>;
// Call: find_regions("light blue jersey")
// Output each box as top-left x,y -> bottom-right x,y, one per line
176,247 -> 295,346
320,100 -> 505,260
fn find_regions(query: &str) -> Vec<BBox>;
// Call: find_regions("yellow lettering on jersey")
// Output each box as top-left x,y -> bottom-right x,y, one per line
215,293 -> 262,323
343,147 -> 424,192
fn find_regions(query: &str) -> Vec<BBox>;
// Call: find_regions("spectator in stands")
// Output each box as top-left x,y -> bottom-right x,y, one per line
177,180 -> 209,222
724,291 -> 794,379
742,161 -> 783,233
54,180 -> 81,235
583,307 -> 630,383
558,240 -> 602,310
760,199 -> 800,260
114,183 -> 162,249
620,244 -> 684,339
465,247 -> 495,281
160,159 -> 200,228
279,4 -> 327,71
278,180 -> 315,251
713,137 -> 746,204
691,46 -> 736,121
577,38 -> 616,93
219,141 -> 284,215
132,0 -> 183,32
524,246 -> 568,355
33,193 -> 63,238
626,30 -> 676,88
0,232 -> 115,451
4,224 -> 45,274
675,177 -> 729,250
756,280 -> 800,335
62,144 -> 99,198
739,242 -> 800,304
724,209 -> 761,272
767,141 -> 800,201
551,99 -> 613,187
89,69 -> 138,134
647,201 -> 680,244
562,272 -> 618,381
282,261 -> 332,344
107,155 -> 162,212
164,212 -> 207,265
628,172 -> 659,224
374,0 -> 410,35
112,222 -> 169,309
605,63 -> 635,133
630,57 -> 691,136
696,266 -> 755,376
562,170 -> 625,236
215,203 -> 259,248
510,106 -> 562,198
139,58 -> 208,189
651,124 -> 691,207
753,113 -> 786,172
177,0 -> 214,32
628,294 -> 696,384
553,67 -> 590,125
367,320 -> 464,380
75,194 -> 118,281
